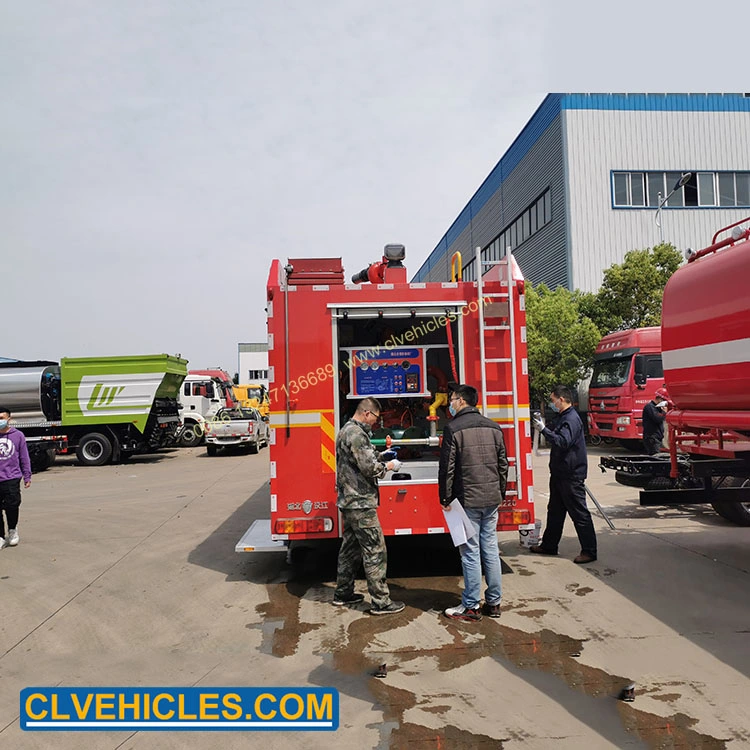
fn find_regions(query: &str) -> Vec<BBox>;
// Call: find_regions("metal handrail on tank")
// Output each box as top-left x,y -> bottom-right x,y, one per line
711,216 -> 750,245
688,218 -> 750,263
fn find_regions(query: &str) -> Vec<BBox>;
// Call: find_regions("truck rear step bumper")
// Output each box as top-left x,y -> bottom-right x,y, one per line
235,520 -> 287,553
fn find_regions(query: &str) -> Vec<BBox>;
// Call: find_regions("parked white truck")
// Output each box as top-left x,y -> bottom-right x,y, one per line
178,371 -> 238,447
204,407 -> 269,456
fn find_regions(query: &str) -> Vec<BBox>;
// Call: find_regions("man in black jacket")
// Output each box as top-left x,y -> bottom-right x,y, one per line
439,383 -> 508,621
642,388 -> 668,455
530,385 -> 597,564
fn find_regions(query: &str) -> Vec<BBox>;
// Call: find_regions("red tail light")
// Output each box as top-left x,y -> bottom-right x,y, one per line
274,518 -> 334,535
497,509 -> 531,526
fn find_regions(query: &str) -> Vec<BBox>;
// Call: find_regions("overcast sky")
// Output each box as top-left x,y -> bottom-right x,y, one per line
2,1 -> 746,373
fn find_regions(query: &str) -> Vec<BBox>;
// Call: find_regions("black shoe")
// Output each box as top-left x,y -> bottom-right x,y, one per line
573,553 -> 597,564
370,600 -> 405,615
529,545 -> 557,555
483,603 -> 501,618
332,593 -> 365,606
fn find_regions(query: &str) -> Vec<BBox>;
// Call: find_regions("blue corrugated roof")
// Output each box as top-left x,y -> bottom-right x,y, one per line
413,93 -> 750,280
563,93 -> 750,112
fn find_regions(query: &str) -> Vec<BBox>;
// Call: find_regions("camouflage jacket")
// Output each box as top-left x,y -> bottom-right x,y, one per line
336,418 -> 387,510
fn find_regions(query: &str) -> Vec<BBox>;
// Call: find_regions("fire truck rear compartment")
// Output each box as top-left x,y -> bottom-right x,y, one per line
334,310 -> 461,473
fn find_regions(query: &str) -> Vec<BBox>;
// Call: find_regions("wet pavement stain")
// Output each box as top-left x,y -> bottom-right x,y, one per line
575,586 -> 594,597
617,707 -> 728,748
419,704 -> 451,715
590,567 -> 618,578
514,609 -> 548,618
649,693 -> 682,703
252,580 -> 323,656
391,723 -> 505,748
502,596 -> 555,611
256,574 -> 727,749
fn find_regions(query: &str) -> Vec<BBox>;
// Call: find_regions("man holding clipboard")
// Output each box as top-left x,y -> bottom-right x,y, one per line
439,383 -> 508,621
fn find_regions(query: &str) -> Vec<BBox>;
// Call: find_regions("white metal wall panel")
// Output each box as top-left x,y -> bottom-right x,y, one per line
565,110 -> 750,292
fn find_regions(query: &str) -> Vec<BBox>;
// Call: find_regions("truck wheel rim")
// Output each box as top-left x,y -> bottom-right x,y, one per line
83,442 -> 103,460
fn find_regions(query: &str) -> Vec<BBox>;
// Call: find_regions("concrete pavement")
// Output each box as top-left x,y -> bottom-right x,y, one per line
0,445 -> 748,748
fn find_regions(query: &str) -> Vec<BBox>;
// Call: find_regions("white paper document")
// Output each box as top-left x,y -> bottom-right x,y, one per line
442,500 -> 477,546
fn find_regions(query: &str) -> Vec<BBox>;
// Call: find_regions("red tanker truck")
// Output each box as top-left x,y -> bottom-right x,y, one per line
601,217 -> 750,526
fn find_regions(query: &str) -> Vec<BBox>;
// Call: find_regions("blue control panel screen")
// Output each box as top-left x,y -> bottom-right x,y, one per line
352,348 -> 423,396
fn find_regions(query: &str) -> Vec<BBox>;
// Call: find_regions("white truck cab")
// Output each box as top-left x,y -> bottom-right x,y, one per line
178,375 -> 224,446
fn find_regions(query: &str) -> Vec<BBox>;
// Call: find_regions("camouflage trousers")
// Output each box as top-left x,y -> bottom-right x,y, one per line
334,508 -> 391,608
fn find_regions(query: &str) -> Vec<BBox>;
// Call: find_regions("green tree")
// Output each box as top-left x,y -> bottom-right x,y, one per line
586,243 -> 682,333
526,283 -> 601,408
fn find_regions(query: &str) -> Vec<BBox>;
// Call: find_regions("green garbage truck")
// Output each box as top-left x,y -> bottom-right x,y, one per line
0,354 -> 188,468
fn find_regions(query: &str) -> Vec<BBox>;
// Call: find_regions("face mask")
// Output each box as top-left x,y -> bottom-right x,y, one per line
549,400 -> 559,413
448,403 -> 457,417
0,419 -> 8,430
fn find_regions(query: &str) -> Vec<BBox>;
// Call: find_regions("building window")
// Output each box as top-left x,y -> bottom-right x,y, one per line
614,172 -> 647,206
737,173 -> 750,206
718,173 -> 736,206
647,173 -> 664,207
631,173 -> 646,206
613,170 -> 750,208
697,172 -> 715,205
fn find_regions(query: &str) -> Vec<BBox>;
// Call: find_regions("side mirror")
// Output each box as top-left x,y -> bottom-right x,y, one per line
262,416 -> 270,423
634,373 -> 647,387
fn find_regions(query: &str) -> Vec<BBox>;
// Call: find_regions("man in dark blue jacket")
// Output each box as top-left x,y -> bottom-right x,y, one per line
530,385 -> 597,563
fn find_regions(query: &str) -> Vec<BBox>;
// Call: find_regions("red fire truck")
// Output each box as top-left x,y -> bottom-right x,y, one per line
601,218 -> 750,526
236,245 -> 535,552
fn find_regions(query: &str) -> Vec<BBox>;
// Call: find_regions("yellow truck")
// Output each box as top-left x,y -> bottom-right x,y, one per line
233,383 -> 270,417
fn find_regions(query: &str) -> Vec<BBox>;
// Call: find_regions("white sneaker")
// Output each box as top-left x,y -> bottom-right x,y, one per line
7,529 -> 19,546
0,537 -> 6,549
444,603 -> 482,621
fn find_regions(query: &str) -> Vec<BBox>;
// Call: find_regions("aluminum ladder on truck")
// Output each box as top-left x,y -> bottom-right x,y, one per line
475,248 -> 523,505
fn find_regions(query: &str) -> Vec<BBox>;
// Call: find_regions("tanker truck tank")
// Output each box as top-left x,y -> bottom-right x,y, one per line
661,222 -> 750,427
0,362 -> 61,422
600,218 -> 750,526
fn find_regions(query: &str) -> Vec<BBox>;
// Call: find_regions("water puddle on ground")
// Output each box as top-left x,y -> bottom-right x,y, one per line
253,575 -> 727,749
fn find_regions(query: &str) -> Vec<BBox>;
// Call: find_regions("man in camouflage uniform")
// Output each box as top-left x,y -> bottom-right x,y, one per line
333,398 -> 405,615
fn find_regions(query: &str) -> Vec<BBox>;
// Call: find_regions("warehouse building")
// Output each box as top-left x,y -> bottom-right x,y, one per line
413,93 -> 750,292
238,342 -> 269,388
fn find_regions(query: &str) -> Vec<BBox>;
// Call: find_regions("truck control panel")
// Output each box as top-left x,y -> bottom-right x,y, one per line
345,347 -> 430,398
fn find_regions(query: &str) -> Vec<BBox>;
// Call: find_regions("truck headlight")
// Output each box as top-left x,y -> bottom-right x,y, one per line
616,416 -> 631,425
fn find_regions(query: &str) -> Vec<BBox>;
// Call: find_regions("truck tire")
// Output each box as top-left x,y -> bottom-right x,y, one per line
614,470 -> 652,488
206,444 -> 218,457
248,439 -> 259,454
30,449 -> 56,472
180,423 -> 203,447
76,433 -> 113,466
711,477 -> 750,526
